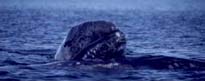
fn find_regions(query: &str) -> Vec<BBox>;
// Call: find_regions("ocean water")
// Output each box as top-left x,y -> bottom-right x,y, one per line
0,6 -> 205,81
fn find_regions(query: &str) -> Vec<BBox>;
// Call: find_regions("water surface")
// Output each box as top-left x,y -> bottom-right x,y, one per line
0,4 -> 205,81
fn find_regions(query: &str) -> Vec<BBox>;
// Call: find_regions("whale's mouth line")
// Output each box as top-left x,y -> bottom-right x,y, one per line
70,30 -> 120,61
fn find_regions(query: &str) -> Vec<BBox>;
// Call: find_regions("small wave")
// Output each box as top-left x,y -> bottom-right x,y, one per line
0,71 -> 8,76
128,55 -> 205,70
0,78 -> 20,81
0,48 -> 55,55
2,59 -> 28,66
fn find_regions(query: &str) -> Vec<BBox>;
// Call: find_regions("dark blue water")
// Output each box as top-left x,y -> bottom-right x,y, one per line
0,7 -> 205,81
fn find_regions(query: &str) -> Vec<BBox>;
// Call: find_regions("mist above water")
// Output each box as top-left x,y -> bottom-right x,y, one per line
0,0 -> 205,11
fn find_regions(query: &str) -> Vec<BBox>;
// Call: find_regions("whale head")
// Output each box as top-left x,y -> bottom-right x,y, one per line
55,21 -> 126,62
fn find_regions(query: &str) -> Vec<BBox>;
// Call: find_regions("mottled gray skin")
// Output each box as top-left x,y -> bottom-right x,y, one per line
55,21 -> 126,63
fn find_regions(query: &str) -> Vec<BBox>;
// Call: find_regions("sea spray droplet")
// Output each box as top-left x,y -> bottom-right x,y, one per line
189,63 -> 195,68
168,65 -> 174,69
174,63 -> 179,67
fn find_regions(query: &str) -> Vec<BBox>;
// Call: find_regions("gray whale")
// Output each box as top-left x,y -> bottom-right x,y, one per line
55,21 -> 205,70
